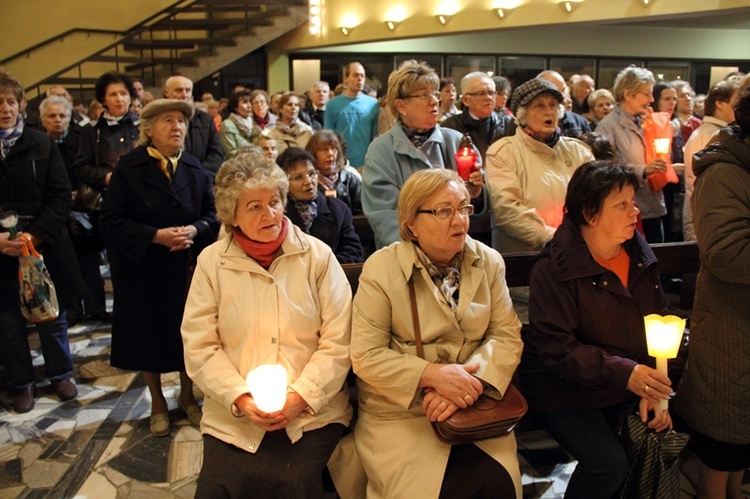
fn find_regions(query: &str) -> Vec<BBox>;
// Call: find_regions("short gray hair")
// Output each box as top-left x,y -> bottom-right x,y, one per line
214,152 -> 289,232
587,88 -> 615,109
39,95 -> 72,121
460,72 -> 493,95
612,66 -> 655,103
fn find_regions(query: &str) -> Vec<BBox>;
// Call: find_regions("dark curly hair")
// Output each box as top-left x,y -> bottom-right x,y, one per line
565,161 -> 640,227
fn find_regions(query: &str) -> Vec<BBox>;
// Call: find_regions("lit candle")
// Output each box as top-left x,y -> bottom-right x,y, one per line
653,138 -> 670,158
246,364 -> 288,413
455,147 -> 478,181
644,314 -> 686,410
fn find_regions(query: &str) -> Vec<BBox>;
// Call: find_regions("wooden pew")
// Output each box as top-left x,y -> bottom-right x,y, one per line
343,241 -> 700,294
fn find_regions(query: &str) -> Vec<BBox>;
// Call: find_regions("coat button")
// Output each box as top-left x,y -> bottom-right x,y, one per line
220,260 -> 225,266
603,281 -> 608,286
249,443 -> 255,450
637,263 -> 643,267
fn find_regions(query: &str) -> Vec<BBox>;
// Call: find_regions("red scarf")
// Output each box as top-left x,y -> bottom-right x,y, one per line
232,218 -> 288,269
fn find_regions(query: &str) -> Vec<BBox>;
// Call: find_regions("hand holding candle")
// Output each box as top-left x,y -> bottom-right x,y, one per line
644,314 -> 686,410
246,364 -> 288,413
0,211 -> 19,240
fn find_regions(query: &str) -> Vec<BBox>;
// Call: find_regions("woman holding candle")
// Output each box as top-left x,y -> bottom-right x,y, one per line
351,168 -> 524,498
0,69 -> 82,413
363,59 -> 483,248
519,161 -> 672,498
673,87 -> 750,499
99,99 -> 219,436
485,78 -> 594,253
596,66 -> 670,243
181,151 -> 352,497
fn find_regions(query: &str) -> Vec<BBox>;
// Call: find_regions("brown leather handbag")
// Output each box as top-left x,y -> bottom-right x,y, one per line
408,279 -> 527,445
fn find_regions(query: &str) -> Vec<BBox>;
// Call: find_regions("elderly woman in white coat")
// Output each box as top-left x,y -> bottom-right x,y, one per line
181,151 -> 352,498
486,78 -> 594,254
351,168 -> 524,498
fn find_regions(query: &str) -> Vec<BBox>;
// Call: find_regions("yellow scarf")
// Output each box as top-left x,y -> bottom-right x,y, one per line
147,147 -> 182,181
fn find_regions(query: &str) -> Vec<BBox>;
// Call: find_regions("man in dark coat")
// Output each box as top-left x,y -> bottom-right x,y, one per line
164,75 -> 224,181
538,70 -> 592,138
299,81 -> 330,133
442,72 -> 514,161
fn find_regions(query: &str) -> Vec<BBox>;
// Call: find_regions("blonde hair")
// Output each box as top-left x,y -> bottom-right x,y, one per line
214,152 -> 288,232
398,169 -> 469,243
387,60 -> 440,116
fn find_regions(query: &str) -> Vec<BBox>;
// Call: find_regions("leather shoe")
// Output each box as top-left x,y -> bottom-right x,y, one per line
150,413 -> 171,437
12,385 -> 36,413
90,311 -> 112,323
179,399 -> 202,427
51,378 -> 78,401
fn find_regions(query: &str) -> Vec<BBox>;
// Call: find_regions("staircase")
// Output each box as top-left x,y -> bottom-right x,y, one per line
3,0 -> 307,99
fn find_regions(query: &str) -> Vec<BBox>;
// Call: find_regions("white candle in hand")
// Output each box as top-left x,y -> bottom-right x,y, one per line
246,364 -> 288,413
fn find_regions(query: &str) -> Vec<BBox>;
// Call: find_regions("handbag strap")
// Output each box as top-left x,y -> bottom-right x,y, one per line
408,279 -> 424,359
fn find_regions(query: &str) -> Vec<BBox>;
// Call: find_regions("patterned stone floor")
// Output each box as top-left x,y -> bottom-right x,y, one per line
0,318 -> 747,498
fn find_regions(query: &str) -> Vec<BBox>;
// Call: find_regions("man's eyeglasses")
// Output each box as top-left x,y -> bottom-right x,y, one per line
402,92 -> 441,103
289,170 -> 318,182
464,91 -> 497,98
417,204 -> 475,220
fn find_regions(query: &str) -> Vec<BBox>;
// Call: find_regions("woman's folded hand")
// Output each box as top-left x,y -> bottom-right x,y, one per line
419,363 -> 484,409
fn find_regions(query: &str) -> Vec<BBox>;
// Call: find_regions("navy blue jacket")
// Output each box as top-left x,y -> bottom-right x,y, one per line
286,191 -> 363,264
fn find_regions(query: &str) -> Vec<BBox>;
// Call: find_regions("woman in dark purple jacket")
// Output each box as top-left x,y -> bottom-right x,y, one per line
519,161 -> 672,498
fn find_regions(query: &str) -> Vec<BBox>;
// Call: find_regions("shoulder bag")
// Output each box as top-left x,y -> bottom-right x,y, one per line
408,279 -> 527,445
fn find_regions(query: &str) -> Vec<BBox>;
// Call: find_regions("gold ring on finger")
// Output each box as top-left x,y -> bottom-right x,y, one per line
645,385 -> 649,393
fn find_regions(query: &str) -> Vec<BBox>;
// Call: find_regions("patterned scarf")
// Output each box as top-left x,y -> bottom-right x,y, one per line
274,119 -> 302,137
522,125 -> 561,148
290,196 -> 317,232
147,146 -> 182,181
229,113 -> 259,142
232,218 -> 289,270
0,115 -> 24,160
401,121 -> 435,149
414,245 -> 463,312
317,170 -> 339,192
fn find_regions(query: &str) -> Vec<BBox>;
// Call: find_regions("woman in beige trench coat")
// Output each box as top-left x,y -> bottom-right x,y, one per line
350,168 -> 524,498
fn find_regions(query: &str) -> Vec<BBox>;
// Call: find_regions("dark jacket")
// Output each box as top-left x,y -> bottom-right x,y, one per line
299,101 -> 325,133
0,128 -> 82,310
286,191 -> 363,264
674,125 -> 750,444
186,109 -> 224,182
54,122 -> 82,189
559,110 -> 592,138
318,167 -> 363,216
519,216 -> 667,414
73,113 -> 140,190
99,146 -> 219,372
441,111 -> 515,160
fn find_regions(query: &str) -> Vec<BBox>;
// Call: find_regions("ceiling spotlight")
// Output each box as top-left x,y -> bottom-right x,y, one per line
339,26 -> 353,35
496,8 -> 512,19
436,14 -> 453,25
559,1 -> 582,13
385,20 -> 401,30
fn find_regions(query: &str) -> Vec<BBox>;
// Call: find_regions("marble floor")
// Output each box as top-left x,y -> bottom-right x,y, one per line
0,319 -> 747,498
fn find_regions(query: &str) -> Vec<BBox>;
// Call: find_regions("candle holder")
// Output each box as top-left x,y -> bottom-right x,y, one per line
653,138 -> 670,159
0,210 -> 19,240
246,364 -> 288,413
644,314 -> 686,410
455,133 -> 478,181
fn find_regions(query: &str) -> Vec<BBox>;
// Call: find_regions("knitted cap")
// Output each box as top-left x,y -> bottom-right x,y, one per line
510,78 -> 564,115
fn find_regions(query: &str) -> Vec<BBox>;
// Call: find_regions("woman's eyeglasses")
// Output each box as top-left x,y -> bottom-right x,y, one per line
401,92 -> 441,103
417,204 -> 475,219
289,171 -> 318,182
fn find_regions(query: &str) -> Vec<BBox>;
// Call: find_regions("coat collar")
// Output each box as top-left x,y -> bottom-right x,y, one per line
218,218 -> 310,273
126,146 -> 201,200
544,217 -> 657,283
390,121 -> 448,160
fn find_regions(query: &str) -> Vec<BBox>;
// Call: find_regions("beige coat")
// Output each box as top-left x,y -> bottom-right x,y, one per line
349,238 -> 524,498
181,222 -> 353,453
486,128 -> 593,253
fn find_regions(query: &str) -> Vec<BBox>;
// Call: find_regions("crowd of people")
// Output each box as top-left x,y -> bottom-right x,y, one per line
1,59 -> 749,499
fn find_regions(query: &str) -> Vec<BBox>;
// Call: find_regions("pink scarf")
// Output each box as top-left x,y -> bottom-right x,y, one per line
232,218 -> 288,269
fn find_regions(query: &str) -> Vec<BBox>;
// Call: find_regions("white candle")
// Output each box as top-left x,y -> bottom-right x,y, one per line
644,314 -> 686,410
246,364 -> 288,413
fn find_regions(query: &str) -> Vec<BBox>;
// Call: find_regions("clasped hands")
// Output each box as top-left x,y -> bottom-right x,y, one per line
233,391 -> 308,432
626,364 -> 673,432
152,225 -> 198,252
420,363 -> 483,423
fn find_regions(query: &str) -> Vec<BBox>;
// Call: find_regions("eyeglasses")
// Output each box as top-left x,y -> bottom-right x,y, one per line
401,92 -> 440,103
417,204 -> 475,219
464,91 -> 497,98
289,170 -> 318,182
